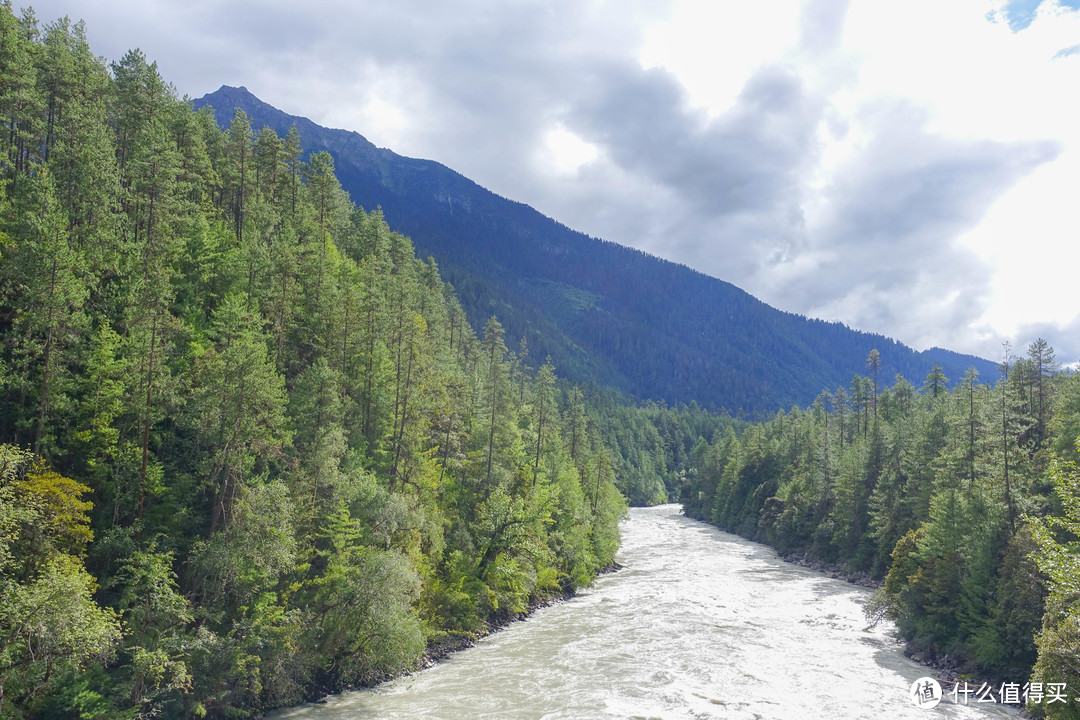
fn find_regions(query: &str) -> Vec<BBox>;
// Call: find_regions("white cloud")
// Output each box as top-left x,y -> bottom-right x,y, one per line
639,0 -> 803,116
635,0 -> 1078,360
541,126 -> 600,176
28,0 -> 1080,362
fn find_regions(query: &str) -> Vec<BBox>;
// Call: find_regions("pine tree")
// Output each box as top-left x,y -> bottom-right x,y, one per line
192,293 -> 288,533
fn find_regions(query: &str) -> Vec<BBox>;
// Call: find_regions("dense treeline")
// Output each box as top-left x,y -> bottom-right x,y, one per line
197,84 -> 998,417
681,344 -> 1080,717
9,6 -> 1078,720
585,391 -> 735,506
0,8 -> 632,717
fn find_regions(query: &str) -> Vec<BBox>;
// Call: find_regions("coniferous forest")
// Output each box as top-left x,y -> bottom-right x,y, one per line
680,348 -> 1080,717
192,84 -> 999,418
0,8 -> 675,717
2,5 -> 1080,720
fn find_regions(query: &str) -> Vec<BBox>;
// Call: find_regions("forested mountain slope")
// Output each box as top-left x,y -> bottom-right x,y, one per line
679,342 -> 1080,716
2,8 -> 1059,720
0,12 -> 632,718
197,85 -> 998,415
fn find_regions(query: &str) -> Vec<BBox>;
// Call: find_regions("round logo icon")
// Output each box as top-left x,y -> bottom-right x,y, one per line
910,677 -> 943,709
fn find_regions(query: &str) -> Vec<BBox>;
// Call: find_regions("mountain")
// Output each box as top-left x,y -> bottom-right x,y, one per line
194,85 -> 997,414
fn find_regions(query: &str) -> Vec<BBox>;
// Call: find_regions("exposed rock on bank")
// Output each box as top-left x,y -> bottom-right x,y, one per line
778,552 -> 881,588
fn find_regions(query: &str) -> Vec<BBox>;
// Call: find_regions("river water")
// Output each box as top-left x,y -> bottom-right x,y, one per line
272,505 -> 1022,720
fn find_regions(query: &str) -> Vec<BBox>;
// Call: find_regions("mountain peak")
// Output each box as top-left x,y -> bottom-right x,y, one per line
195,86 -> 380,157
201,85 -> 281,117
196,87 -> 997,413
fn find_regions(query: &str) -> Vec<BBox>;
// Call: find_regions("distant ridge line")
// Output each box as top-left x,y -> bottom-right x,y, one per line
195,85 -> 997,413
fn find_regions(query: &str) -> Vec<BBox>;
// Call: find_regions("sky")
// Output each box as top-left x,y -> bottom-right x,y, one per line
30,0 -> 1080,365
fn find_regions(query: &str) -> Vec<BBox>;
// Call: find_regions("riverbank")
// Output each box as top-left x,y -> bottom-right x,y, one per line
679,507 -> 1023,715
774,537 -> 1030,716
420,561 -> 625,669
778,551 -> 882,589
275,506 -> 1023,719
306,561 -> 626,707
417,590 -> 577,670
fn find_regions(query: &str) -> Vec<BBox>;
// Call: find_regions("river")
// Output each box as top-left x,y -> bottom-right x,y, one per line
271,505 -> 1023,719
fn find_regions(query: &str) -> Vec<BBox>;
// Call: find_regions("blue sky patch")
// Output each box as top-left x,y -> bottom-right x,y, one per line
995,0 -> 1080,30
1001,0 -> 1045,30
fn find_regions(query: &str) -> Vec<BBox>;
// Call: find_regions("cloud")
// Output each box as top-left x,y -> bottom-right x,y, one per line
768,100 -> 1060,354
799,0 -> 853,56
993,0 -> 1080,31
1010,315 -> 1080,367
572,64 -> 815,213
29,0 -> 1080,362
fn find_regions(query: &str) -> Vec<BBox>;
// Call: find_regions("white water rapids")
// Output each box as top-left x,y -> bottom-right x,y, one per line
271,505 -> 1024,719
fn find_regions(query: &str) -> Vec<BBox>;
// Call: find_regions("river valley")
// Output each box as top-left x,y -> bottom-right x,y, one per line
272,505 -> 1023,720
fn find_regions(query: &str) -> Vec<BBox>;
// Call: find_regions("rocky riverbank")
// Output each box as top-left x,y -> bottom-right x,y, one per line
778,551 -> 881,588
778,548 -> 1031,717
420,561 -> 625,668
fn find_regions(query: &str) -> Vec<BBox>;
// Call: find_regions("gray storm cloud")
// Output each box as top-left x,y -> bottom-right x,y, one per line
776,102 -> 1061,352
31,0 -> 1069,359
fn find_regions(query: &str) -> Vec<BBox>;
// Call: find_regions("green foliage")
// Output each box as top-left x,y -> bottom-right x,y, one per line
194,88 -> 1000,418
112,547 -> 195,717
1031,455 -> 1080,718
302,503 -> 424,688
684,348 -> 1069,688
7,12 -> 1065,718
0,10 -> 647,716
0,448 -> 122,717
